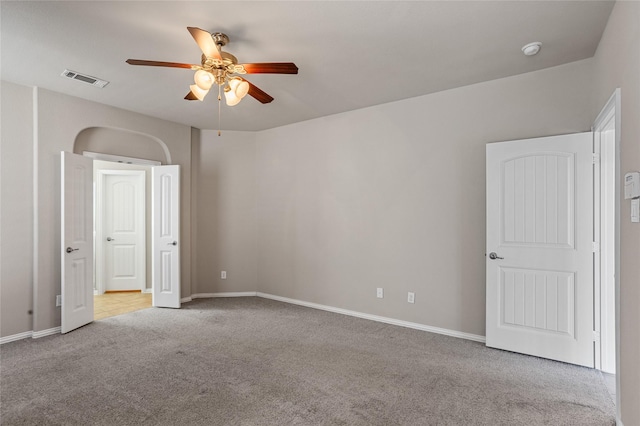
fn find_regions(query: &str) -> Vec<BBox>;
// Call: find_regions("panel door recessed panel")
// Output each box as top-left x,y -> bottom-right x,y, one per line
501,153 -> 575,248
500,267 -> 575,337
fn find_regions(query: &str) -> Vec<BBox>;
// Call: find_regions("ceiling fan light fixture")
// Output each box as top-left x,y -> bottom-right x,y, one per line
194,70 -> 214,90
228,77 -> 250,99
189,84 -> 209,101
224,86 -> 241,106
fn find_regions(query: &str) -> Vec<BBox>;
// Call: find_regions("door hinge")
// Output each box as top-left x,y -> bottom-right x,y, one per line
593,330 -> 601,342
592,241 -> 600,252
593,153 -> 600,164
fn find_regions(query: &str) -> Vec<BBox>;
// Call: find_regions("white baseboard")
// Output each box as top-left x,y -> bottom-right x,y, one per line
0,331 -> 33,345
33,327 -> 61,339
256,292 -> 486,343
1,326 -> 62,344
3,293 -> 484,345
182,292 -> 257,304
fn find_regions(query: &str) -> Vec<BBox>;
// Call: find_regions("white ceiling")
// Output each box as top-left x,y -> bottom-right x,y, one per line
1,1 -> 614,131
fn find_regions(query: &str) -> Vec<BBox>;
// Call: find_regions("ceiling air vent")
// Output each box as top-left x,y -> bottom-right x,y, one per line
61,69 -> 109,88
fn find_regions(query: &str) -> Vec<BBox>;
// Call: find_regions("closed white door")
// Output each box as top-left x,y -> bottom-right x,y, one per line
486,133 -> 594,367
61,152 -> 94,333
152,165 -> 180,308
102,171 -> 145,291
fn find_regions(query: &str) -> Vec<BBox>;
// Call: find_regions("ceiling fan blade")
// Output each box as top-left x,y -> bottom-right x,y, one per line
240,62 -> 298,74
241,78 -> 274,104
126,59 -> 197,69
184,91 -> 198,100
187,27 -> 222,60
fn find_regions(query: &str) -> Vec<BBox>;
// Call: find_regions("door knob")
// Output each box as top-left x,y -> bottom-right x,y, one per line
168,241 -> 177,246
66,247 -> 79,253
106,237 -> 115,241
489,252 -> 504,260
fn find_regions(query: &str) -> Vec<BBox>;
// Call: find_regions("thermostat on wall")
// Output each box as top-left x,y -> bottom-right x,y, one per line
624,172 -> 640,200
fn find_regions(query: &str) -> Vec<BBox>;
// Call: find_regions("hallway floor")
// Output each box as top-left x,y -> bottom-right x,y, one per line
94,291 -> 152,320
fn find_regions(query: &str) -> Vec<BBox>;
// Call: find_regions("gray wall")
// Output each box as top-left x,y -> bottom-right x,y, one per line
0,81 -> 34,336
254,59 -> 593,337
191,129 -> 257,294
591,2 -> 640,424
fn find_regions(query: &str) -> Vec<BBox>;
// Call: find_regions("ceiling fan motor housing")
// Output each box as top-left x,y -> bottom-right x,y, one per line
212,32 -> 229,48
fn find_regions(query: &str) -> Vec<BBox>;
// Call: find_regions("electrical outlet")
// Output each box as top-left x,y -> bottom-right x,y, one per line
56,295 -> 62,307
407,292 -> 415,304
221,271 -> 227,279
376,288 -> 384,298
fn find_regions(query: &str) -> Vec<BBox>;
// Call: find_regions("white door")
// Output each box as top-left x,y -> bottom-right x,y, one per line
486,133 -> 594,367
152,165 -> 180,308
61,152 -> 94,333
102,171 -> 145,292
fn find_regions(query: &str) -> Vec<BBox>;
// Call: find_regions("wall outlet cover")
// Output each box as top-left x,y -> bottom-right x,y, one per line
407,292 -> 415,304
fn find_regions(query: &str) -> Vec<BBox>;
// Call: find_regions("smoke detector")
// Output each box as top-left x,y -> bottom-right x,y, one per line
61,69 -> 109,88
521,42 -> 542,56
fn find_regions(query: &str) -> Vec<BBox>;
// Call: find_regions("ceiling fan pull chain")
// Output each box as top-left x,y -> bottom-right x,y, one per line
218,85 -> 222,136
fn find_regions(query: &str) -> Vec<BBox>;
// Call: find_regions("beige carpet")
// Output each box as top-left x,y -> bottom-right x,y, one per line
0,297 -> 615,425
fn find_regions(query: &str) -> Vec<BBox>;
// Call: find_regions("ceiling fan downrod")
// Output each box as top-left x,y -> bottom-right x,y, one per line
217,85 -> 222,137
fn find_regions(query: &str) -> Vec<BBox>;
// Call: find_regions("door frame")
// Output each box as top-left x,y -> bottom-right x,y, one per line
592,89 -> 621,413
95,169 -> 146,294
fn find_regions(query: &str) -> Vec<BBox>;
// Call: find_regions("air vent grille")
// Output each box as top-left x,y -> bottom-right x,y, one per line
61,69 -> 109,88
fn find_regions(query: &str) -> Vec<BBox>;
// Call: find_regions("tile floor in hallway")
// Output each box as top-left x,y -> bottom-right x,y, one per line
94,291 -> 152,320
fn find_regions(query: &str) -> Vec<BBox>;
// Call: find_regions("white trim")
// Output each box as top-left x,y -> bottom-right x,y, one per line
0,331 -> 34,345
180,291 -> 485,342
183,292 -> 258,302
83,151 -> 161,166
256,292 -> 486,343
593,88 -> 621,419
32,86 -> 39,333
32,327 -> 61,339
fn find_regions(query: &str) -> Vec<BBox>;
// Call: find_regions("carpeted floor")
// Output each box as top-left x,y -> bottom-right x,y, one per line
0,297 -> 615,425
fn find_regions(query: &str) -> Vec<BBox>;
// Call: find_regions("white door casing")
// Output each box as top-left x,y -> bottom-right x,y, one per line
593,96 -> 618,375
486,133 -> 594,367
61,152 -> 94,333
97,171 -> 145,292
152,165 -> 180,308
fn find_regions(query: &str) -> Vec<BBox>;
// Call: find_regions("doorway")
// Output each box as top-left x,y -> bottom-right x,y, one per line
62,151 -> 181,332
96,170 -> 146,292
93,160 -> 154,319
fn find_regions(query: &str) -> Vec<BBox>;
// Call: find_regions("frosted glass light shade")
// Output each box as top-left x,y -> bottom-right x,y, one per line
228,78 -> 249,99
194,70 -> 214,90
224,88 -> 241,106
189,84 -> 209,101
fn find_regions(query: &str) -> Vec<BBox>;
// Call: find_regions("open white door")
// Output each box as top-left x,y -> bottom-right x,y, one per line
61,151 -> 94,333
101,171 -> 146,292
486,133 -> 594,367
152,165 -> 180,308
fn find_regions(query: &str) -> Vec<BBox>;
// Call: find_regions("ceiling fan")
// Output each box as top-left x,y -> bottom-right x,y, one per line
126,27 -> 298,106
